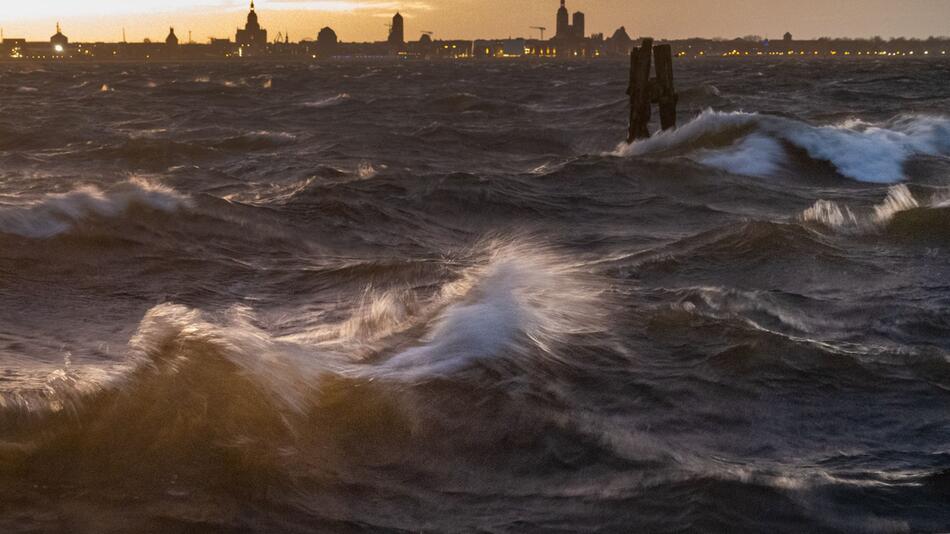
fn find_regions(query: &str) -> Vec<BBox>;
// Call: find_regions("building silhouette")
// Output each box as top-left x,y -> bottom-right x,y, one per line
606,26 -> 633,56
572,11 -> 585,39
554,1 -> 585,41
166,28 -> 179,46
556,1 -> 570,39
51,23 -> 68,54
315,27 -> 339,58
236,1 -> 267,49
388,13 -> 405,45
318,27 -> 338,46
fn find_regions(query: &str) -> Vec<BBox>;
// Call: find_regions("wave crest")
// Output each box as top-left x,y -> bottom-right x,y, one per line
302,93 -> 352,108
372,242 -> 609,379
0,178 -> 191,238
614,109 -> 950,183
801,184 -> 924,232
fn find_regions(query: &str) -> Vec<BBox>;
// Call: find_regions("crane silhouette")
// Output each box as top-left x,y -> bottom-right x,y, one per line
531,26 -> 547,40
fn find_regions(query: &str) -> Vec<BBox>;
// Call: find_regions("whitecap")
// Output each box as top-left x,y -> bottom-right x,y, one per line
699,134 -> 786,176
800,184 -> 921,232
369,242 -> 608,380
613,109 -> 950,183
0,177 -> 191,239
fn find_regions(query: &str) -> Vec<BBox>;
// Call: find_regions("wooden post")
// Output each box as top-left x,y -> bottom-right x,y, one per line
653,44 -> 677,131
627,38 -> 653,142
626,38 -> 678,143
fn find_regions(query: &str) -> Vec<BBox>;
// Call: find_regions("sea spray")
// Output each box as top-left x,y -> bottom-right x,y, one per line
800,184 -> 921,231
2,60 -> 949,533
371,241 -> 609,379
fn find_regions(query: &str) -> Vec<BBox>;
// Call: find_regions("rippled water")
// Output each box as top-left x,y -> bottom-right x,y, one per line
1,59 -> 950,533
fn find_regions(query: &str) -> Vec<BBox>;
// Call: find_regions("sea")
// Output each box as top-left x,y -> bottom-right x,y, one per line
1,58 -> 949,533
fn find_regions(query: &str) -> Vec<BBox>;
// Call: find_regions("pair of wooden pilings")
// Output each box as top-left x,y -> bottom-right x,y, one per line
627,38 -> 678,143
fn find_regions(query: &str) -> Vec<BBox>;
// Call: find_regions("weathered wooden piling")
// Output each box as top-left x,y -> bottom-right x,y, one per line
627,38 -> 653,142
653,44 -> 677,131
627,39 -> 678,143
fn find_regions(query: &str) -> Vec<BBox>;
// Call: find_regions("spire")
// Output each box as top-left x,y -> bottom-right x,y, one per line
56,22 -> 61,33
561,0 -> 565,5
250,0 -> 255,10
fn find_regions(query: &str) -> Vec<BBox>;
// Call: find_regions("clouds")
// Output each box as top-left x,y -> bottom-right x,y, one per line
5,0 -> 433,19
252,1 -> 433,13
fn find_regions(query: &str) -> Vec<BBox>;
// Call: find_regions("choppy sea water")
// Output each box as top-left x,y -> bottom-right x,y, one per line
1,59 -> 950,533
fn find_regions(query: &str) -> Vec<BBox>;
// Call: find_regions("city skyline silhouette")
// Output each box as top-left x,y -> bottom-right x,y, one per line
4,0 -> 950,43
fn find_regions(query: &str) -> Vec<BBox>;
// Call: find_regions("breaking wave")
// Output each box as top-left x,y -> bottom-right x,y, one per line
1,240 -> 606,418
614,109 -> 950,183
4,59 -> 950,533
283,241 -> 609,379
372,242 -> 608,379
801,184 -> 950,242
0,178 -> 191,238
798,183 -> 950,234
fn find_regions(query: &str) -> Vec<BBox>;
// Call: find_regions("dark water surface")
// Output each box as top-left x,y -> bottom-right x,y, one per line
1,59 -> 950,533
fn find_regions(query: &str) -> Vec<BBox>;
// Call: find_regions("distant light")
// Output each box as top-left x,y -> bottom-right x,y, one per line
54,44 -> 64,53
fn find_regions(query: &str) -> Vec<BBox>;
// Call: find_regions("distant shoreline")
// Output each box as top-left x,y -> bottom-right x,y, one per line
2,55 -> 947,65
4,36 -> 948,63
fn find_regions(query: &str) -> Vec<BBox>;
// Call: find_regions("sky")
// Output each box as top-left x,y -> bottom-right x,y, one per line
4,0 -> 950,43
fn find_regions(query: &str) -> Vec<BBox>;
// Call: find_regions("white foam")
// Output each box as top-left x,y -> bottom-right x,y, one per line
800,199 -> 859,229
129,303 -> 333,413
246,130 -> 297,142
336,287 -> 418,343
357,162 -> 378,179
700,134 -> 786,176
99,241 -> 608,414
0,177 -> 191,238
801,184 -> 921,231
371,243 -> 608,380
612,109 -> 759,158
278,242 -> 607,380
676,285 -> 827,334
614,109 -> 950,183
781,121 -> 915,183
871,183 -> 920,224
302,93 -> 351,108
